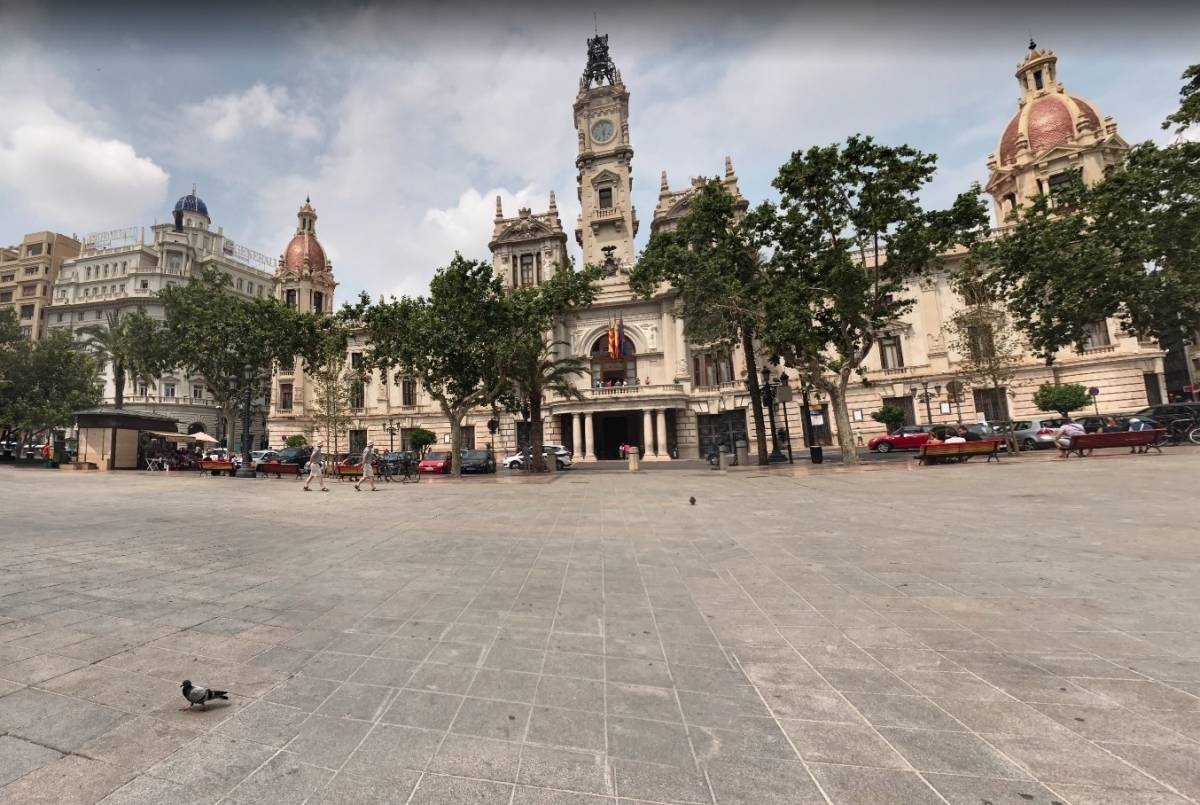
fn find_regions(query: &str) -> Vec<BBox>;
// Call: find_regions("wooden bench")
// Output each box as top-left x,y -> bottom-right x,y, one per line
199,460 -> 235,476
1065,429 -> 1164,458
333,463 -> 363,479
918,440 -> 1001,465
258,461 -> 302,478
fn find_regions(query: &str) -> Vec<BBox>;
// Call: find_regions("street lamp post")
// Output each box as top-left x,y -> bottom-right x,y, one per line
758,367 -> 787,463
776,371 -> 795,464
383,417 -> 398,453
235,363 -> 257,478
911,381 -> 942,425
797,380 -> 823,464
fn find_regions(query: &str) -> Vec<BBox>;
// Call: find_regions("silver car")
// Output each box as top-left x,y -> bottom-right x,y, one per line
996,417 -> 1063,451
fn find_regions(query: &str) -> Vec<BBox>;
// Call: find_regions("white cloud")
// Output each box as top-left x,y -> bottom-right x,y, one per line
0,34 -> 168,233
0,124 -> 168,229
182,83 -> 320,144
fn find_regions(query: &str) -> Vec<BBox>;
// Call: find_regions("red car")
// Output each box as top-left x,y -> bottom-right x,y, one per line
868,425 -> 940,453
418,450 -> 452,474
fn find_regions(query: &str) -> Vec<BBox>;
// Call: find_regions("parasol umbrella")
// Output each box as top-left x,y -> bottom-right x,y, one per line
192,433 -> 219,443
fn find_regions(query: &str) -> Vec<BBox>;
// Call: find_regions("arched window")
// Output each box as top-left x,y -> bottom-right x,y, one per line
590,334 -> 637,386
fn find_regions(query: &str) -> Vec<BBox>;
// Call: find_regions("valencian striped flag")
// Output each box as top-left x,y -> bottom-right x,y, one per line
607,315 -> 627,359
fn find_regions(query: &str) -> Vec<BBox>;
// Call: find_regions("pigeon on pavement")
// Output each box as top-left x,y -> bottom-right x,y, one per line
180,680 -> 229,711
689,496 -> 696,506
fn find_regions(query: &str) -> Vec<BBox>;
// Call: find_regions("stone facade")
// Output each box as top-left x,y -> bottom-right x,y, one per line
47,192 -> 276,447
0,231 -> 80,341
265,39 -> 1169,459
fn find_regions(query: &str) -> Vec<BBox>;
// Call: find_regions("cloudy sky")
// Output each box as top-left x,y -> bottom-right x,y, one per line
1,1 -> 1196,300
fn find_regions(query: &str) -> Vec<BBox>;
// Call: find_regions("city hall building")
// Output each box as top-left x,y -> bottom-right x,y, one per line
267,39 -> 1170,460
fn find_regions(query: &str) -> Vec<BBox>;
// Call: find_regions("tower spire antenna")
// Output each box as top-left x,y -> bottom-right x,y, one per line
593,11 -> 598,35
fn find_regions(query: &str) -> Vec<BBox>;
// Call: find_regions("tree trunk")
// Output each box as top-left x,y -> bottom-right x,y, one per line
223,402 -> 237,450
447,409 -> 463,477
529,394 -> 545,472
113,361 -> 126,410
741,329 -> 769,466
827,376 -> 860,465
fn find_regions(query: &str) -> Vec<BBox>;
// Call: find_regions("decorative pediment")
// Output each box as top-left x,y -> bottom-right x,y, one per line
590,169 -> 621,187
497,218 -> 553,243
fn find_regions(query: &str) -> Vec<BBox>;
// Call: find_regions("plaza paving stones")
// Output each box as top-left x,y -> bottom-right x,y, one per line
1,454 -> 1200,803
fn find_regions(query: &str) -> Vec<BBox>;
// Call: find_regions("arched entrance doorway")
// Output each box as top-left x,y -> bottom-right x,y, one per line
186,422 -> 207,434
590,334 -> 637,386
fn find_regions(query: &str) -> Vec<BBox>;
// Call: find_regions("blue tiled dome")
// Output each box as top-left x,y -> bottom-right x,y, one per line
173,193 -> 208,217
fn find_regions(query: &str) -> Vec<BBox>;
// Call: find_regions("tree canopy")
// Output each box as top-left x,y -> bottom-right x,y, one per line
755,135 -> 988,463
354,255 -> 515,476
159,269 -> 324,446
0,328 -> 101,444
630,179 -> 772,463
1033,382 -> 1092,418
78,309 -> 164,409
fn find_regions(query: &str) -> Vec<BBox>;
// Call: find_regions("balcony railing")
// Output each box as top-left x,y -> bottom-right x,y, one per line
114,395 -> 219,408
592,207 -> 621,220
569,383 -> 684,400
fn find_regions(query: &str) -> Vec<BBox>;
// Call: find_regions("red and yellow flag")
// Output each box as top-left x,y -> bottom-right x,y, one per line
607,317 -> 618,359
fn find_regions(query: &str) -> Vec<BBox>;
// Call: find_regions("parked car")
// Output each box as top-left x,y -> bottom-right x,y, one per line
502,447 -> 572,470
995,417 -> 1064,451
276,445 -> 312,467
203,447 -> 231,461
418,450 -> 452,474
249,449 -> 279,469
460,450 -> 497,474
868,425 -> 940,453
1133,403 -> 1200,428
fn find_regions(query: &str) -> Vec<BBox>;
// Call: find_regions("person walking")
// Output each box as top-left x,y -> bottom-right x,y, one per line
303,443 -> 328,492
355,442 -> 378,492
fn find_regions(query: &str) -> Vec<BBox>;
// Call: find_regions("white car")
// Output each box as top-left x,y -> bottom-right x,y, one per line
250,449 -> 279,469
503,447 -> 572,470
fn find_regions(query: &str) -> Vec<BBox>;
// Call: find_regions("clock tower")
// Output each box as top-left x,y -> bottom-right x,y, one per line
574,34 -> 637,271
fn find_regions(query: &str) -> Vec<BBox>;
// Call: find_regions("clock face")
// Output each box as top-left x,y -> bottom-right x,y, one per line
591,120 -> 615,144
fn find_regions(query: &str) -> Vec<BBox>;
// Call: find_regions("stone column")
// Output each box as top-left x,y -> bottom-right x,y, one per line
656,409 -> 668,459
583,412 -> 595,461
642,409 -> 654,458
661,306 -> 676,385
572,413 -> 583,459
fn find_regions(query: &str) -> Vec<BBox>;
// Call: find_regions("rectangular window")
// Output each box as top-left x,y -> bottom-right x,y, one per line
1033,70 -> 1044,90
881,396 -> 917,428
163,383 -> 176,398
55,313 -> 62,323
21,285 -> 36,297
19,305 -> 34,320
598,188 -> 613,209
285,289 -> 297,309
24,266 -> 38,276
279,383 -> 293,411
350,381 -> 365,410
402,378 -> 417,406
0,273 -> 12,282
25,243 -> 42,257
520,254 -> 535,287
1082,320 -> 1111,349
94,310 -> 102,319
312,291 -> 324,312
1048,172 -> 1072,195
1143,373 -> 1163,406
878,335 -> 904,370
140,279 -> 149,289
461,425 -> 476,449
0,292 -> 11,303
350,352 -> 363,369
966,323 -> 996,361
137,383 -> 148,397
192,385 -> 204,399
972,387 -> 1008,422
236,278 -> 243,291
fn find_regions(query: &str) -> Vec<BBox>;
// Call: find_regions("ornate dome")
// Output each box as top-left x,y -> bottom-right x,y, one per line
283,232 -> 328,273
173,191 -> 208,217
281,198 -> 329,273
995,46 -> 1105,166
997,94 -> 1103,166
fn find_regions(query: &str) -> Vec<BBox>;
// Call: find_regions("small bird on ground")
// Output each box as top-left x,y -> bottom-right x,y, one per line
689,496 -> 696,506
180,680 -> 229,711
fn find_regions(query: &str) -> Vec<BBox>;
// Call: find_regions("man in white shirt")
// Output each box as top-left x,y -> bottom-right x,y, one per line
1056,418 -> 1087,457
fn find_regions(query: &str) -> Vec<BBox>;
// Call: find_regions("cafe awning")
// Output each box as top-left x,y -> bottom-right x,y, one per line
145,431 -> 197,442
